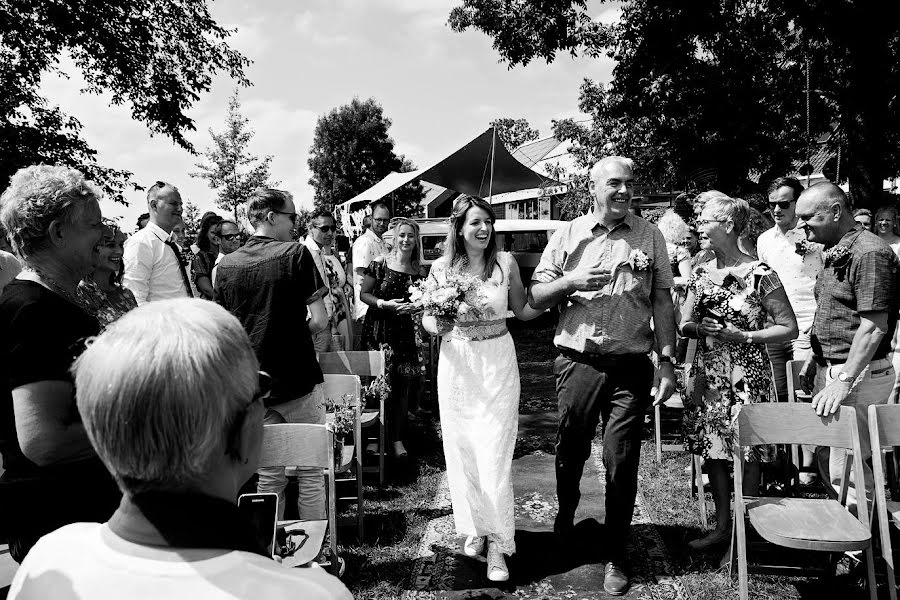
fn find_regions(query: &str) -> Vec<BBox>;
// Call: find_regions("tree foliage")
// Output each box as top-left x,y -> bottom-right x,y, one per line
491,117 -> 540,150
450,0 -> 900,207
308,97 -> 423,218
191,90 -> 275,224
0,0 -> 249,203
182,200 -> 201,237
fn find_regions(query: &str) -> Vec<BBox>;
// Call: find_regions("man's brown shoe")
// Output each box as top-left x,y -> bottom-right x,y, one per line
603,562 -> 629,596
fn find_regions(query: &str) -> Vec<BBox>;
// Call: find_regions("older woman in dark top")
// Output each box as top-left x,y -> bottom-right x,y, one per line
0,165 -> 120,561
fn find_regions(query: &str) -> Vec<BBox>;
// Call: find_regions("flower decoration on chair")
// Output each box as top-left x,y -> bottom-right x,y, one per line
321,394 -> 355,440
408,270 -> 487,322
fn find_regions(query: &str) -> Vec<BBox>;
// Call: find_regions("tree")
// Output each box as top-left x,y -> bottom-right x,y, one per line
192,90 -> 276,223
450,0 -> 900,207
182,200 -> 201,237
1,0 -> 249,203
308,97 -> 423,218
491,117 -> 540,150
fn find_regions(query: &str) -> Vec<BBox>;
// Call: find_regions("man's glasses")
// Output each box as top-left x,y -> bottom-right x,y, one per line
219,233 -> 241,241
313,225 -> 335,233
695,218 -> 728,226
768,201 -> 794,210
272,210 -> 298,225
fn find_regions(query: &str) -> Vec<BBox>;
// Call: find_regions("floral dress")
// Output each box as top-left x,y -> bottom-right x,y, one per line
683,260 -> 781,462
77,279 -> 138,330
361,259 -> 424,377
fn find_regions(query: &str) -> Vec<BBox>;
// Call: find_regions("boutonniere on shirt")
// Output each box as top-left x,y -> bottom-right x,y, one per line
795,240 -> 815,256
628,249 -> 651,271
823,244 -> 851,268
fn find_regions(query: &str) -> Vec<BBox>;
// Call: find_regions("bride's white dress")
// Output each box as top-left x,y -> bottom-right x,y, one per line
435,253 -> 520,555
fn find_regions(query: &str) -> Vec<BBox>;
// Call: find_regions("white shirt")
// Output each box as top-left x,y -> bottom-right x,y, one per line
351,229 -> 387,320
0,249 -> 22,295
211,251 -> 226,289
756,225 -> 824,332
305,236 -> 337,319
123,222 -> 188,305
8,523 -> 353,600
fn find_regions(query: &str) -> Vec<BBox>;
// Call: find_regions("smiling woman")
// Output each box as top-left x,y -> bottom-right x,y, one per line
78,220 -> 138,330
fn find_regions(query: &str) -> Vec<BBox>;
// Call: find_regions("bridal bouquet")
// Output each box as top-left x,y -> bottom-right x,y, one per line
409,270 -> 487,322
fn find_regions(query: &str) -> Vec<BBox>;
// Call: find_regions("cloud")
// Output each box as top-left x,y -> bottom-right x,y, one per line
223,17 -> 270,57
293,9 -> 356,47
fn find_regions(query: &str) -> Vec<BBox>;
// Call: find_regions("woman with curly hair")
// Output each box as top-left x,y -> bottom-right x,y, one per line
79,220 -> 138,328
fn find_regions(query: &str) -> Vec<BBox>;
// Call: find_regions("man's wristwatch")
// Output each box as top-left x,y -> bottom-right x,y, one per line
837,371 -> 855,384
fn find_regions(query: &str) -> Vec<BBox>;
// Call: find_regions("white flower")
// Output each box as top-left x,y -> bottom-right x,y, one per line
628,249 -> 651,271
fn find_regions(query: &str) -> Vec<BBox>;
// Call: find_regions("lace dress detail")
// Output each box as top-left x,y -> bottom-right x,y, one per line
435,253 -> 519,555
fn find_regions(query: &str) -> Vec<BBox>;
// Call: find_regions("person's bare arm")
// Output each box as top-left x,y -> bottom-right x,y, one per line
650,286 -> 677,406
307,296 -> 328,334
195,276 -> 214,299
811,310 -> 888,416
528,265 -> 612,310
13,381 -> 96,466
713,286 -> 798,345
507,257 -> 544,321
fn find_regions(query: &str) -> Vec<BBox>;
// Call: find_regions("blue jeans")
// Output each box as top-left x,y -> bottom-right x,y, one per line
257,384 -> 326,521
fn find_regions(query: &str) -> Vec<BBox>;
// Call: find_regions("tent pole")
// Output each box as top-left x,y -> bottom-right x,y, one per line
488,127 -> 496,201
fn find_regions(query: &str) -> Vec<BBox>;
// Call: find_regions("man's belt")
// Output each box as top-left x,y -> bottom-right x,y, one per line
814,354 -> 890,367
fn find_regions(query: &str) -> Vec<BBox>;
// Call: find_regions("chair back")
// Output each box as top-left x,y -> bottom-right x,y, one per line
259,423 -> 333,469
785,359 -> 808,403
323,374 -> 362,407
736,403 -> 857,450
869,404 -> 900,449
318,350 -> 385,378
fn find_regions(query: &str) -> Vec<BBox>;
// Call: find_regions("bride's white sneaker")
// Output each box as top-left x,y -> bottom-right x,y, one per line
486,541 -> 509,582
463,535 -> 484,557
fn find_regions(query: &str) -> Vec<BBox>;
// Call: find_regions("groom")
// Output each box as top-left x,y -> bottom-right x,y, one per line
529,156 -> 677,596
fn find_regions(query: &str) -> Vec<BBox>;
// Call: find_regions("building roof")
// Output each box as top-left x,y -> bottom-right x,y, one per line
512,136 -> 565,168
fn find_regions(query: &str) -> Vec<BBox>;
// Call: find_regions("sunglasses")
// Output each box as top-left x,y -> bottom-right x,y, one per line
272,210 -> 298,225
314,225 -> 335,233
768,201 -> 794,210
219,233 -> 241,241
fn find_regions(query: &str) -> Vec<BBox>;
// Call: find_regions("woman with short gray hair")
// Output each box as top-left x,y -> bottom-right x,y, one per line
0,165 -> 120,562
8,299 -> 352,600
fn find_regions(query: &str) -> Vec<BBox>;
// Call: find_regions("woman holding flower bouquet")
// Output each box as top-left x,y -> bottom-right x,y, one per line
680,195 -> 797,553
359,217 -> 424,460
422,196 -> 543,583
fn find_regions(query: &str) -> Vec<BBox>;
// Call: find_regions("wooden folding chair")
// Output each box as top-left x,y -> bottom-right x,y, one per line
785,359 -> 820,492
323,373 -> 365,542
318,350 -> 387,485
259,423 -> 340,575
869,404 -> 900,600
732,404 -> 876,600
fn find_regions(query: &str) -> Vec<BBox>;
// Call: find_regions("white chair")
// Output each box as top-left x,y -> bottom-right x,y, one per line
259,423 -> 340,575
318,350 -> 387,485
323,373 -> 364,541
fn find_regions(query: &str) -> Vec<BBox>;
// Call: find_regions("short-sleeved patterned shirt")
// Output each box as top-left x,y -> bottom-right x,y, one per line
811,226 -> 900,362
532,212 -> 674,355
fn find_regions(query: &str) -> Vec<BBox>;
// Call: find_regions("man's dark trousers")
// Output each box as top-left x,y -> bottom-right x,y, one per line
554,352 -> 653,560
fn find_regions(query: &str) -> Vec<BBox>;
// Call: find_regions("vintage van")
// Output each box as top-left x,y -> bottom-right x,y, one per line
383,218 -> 566,281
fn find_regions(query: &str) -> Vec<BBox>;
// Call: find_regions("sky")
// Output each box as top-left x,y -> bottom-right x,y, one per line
39,0 -> 619,230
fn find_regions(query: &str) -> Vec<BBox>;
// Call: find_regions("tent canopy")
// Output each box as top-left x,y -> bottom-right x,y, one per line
338,127 -> 558,213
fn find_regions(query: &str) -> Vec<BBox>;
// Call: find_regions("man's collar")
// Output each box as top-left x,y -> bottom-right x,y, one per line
589,209 -> 634,231
146,221 -> 170,242
365,229 -> 382,241
304,235 -> 322,253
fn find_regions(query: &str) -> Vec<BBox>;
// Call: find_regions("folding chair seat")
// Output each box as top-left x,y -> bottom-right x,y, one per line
259,423 -> 340,575
318,351 -> 387,485
323,373 -> 365,542
732,403 -> 876,600
869,404 -> 900,600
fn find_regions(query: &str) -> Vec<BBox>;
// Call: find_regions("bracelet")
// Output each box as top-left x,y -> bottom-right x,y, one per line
744,331 -> 754,344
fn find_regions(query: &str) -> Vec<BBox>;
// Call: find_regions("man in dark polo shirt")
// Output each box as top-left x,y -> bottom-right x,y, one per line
796,183 -> 900,509
215,188 -> 328,522
530,156 -> 677,595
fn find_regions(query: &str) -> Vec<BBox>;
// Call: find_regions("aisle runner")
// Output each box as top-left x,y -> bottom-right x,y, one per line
402,440 -> 685,599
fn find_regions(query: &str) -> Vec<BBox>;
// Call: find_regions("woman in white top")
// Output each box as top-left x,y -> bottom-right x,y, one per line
875,205 -> 900,258
422,196 -> 543,583
8,299 -> 352,600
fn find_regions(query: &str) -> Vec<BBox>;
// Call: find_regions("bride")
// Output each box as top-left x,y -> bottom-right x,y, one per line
422,196 -> 543,582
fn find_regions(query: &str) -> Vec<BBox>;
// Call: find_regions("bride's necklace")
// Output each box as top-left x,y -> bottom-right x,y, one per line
21,266 -> 94,311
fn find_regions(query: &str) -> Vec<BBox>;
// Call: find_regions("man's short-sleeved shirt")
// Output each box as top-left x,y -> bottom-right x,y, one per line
215,236 -> 327,401
351,229 -> 387,320
756,225 -> 823,333
532,211 -> 674,355
811,226 -> 900,362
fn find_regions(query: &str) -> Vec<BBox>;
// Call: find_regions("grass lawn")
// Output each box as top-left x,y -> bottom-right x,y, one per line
340,323 -> 881,599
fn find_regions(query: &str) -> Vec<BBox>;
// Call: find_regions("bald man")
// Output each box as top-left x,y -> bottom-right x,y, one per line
796,183 -> 900,508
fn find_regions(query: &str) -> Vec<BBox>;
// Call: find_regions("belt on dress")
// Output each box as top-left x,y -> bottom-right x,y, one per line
448,319 -> 508,342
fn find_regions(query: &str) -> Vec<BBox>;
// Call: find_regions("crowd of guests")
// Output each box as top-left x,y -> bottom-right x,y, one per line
1,160 -> 900,597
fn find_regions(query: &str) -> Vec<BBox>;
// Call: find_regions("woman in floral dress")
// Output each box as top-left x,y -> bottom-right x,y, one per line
359,218 -> 424,460
78,221 -> 137,329
680,196 -> 798,552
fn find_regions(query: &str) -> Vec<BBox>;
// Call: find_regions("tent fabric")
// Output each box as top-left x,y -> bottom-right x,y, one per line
338,127 -> 558,213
